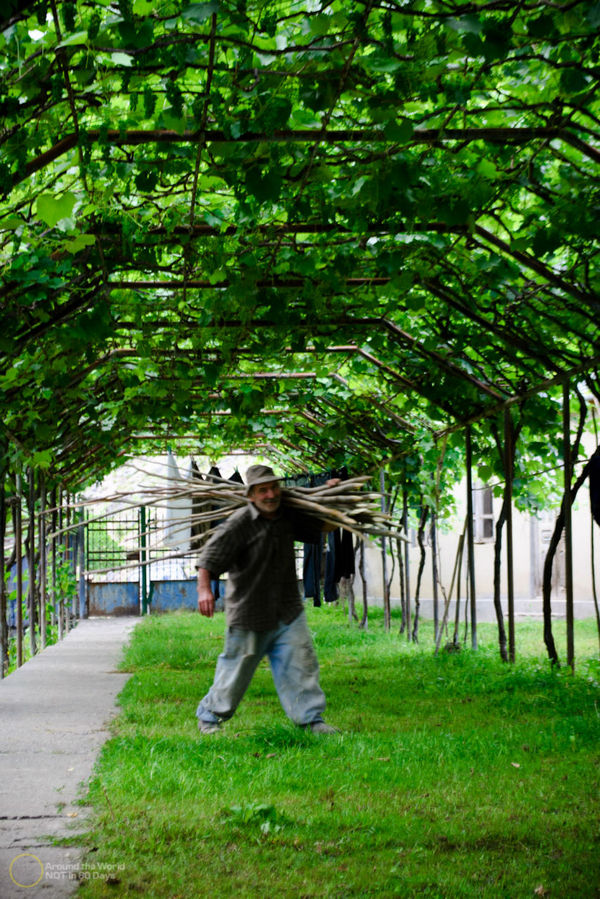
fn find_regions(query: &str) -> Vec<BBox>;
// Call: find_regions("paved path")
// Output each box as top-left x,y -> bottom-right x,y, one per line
0,617 -> 138,897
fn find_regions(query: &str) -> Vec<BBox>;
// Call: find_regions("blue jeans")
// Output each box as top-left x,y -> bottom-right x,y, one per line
196,610 -> 326,726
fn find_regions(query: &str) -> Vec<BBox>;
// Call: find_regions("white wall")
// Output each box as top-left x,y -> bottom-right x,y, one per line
353,471 -> 600,621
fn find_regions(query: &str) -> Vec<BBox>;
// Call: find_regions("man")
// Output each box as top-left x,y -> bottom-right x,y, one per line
195,463 -> 338,735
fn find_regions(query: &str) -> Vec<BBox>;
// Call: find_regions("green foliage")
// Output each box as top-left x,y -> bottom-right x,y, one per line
0,0 -> 598,500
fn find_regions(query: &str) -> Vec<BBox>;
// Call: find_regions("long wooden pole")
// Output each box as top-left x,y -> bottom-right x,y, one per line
78,510 -> 86,619
402,485 -> 410,641
58,487 -> 66,634
53,487 -> 62,639
431,514 -> 439,645
27,468 -> 36,658
465,426 -> 477,650
0,476 -> 7,678
15,477 -> 23,668
380,469 -> 390,632
563,381 -> 575,670
505,410 -> 516,663
65,490 -> 71,631
39,472 -> 47,649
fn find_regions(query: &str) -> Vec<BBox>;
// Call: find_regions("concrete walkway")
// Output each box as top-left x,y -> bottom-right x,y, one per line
0,617 -> 138,897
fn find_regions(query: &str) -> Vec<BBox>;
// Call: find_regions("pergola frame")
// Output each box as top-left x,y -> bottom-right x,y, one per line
1,0 -> 599,668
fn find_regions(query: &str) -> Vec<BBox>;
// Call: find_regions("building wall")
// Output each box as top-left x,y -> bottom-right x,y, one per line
354,472 -> 600,620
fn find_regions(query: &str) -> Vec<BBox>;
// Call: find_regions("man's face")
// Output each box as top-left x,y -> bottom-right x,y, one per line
249,480 -> 281,518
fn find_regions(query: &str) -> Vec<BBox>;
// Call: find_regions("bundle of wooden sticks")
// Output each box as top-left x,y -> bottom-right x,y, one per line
48,467 -> 404,575
115,468 -> 399,539
186,474 -> 400,540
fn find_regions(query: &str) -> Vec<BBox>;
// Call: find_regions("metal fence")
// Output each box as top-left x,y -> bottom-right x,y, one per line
85,506 -> 197,615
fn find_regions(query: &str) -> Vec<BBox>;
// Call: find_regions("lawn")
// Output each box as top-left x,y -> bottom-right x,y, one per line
76,607 -> 600,898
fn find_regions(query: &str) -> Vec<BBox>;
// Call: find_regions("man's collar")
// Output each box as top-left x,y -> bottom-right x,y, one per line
248,501 -> 261,521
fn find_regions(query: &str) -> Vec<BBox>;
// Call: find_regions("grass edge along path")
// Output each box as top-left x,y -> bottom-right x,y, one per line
75,609 -> 600,898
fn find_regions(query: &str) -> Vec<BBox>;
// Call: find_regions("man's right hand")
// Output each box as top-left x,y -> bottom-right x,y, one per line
197,567 -> 216,617
197,586 -> 215,617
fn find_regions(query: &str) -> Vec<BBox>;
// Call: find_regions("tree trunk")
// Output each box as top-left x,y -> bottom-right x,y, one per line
590,509 -> 600,657
543,447 -> 597,665
493,500 -> 509,662
359,540 -> 368,630
452,528 -> 465,647
380,471 -> 391,632
430,514 -> 440,645
344,575 -> 358,623
397,536 -> 406,634
435,518 -> 467,654
490,414 -> 523,662
412,505 -> 429,644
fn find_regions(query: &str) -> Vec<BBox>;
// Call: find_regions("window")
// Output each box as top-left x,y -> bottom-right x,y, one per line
473,485 -> 494,543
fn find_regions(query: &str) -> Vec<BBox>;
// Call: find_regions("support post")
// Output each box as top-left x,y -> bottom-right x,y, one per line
78,510 -> 86,619
402,486 -> 410,641
27,468 -> 36,658
57,487 -> 62,635
140,506 -> 148,614
431,513 -> 439,644
52,488 -> 61,639
465,426 -> 477,649
38,472 -> 47,650
563,381 -> 574,670
67,492 -> 79,626
380,469 -> 390,632
15,477 -> 23,668
63,489 -> 70,633
0,477 -> 7,678
505,409 -> 516,663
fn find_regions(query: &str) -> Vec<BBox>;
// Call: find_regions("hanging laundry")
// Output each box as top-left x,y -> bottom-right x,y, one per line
589,446 -> 600,527
164,452 -> 192,550
324,530 -> 338,603
303,539 -> 322,607
300,467 -> 356,604
338,528 -> 356,580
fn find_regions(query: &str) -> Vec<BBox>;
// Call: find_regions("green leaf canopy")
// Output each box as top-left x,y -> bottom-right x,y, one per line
0,0 -> 599,492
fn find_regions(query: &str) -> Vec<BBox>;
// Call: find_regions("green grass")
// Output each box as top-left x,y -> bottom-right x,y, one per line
77,608 -> 600,898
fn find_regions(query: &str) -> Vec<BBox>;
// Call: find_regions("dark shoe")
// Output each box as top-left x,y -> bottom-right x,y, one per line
197,719 -> 221,734
309,720 -> 339,735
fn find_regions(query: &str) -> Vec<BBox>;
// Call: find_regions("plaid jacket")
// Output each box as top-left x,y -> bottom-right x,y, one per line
196,501 -> 321,631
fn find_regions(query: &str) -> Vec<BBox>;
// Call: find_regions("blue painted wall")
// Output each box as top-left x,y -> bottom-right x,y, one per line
88,582 -> 139,616
87,579 -> 225,616
149,579 -> 197,612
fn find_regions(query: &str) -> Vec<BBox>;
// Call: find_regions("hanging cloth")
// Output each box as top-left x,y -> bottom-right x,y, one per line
589,446 -> 600,527
164,453 -> 191,550
324,530 -> 339,603
338,528 -> 355,579
303,540 -> 322,607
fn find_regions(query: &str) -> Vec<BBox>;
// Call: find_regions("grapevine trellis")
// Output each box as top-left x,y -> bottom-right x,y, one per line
1,0 -> 599,671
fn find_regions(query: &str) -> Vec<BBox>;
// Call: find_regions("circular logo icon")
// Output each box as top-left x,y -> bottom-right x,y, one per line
9,853 -> 44,888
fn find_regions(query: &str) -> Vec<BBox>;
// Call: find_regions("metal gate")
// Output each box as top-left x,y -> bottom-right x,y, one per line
85,507 -> 197,615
